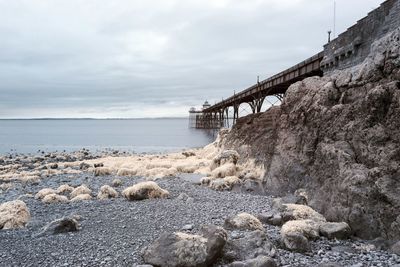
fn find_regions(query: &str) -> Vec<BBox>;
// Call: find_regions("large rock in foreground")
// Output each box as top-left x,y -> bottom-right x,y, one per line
0,200 -> 30,229
143,225 -> 227,267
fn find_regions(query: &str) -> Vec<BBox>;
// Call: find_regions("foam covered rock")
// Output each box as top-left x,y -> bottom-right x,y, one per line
224,213 -> 264,231
70,185 -> 92,199
0,200 -> 30,229
122,181 -> 169,201
35,188 -> 57,200
97,185 -> 118,200
42,194 -> 69,204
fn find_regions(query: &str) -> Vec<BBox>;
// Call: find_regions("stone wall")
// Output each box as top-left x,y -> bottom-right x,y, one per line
321,0 -> 400,73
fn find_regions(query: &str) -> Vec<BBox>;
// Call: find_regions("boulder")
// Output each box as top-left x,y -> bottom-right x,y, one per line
70,185 -> 92,199
42,193 -> 69,204
97,185 -> 118,200
226,256 -> 277,267
143,225 -> 227,267
35,216 -> 80,237
35,188 -> 57,200
122,181 -> 169,201
281,220 -> 321,252
319,222 -> 351,239
0,200 -> 30,229
223,230 -> 276,262
224,213 -> 264,231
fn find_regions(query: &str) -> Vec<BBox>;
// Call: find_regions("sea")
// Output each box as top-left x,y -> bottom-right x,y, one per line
0,118 -> 216,155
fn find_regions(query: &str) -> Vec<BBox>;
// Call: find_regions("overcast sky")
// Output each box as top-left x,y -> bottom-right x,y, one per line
0,0 -> 383,118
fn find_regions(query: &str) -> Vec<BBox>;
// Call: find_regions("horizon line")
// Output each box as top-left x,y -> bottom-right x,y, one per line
0,116 -> 188,120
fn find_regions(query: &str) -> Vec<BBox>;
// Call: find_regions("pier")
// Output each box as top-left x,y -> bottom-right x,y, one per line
190,0 -> 400,129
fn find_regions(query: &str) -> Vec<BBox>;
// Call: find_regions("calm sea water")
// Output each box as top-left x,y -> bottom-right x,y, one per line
0,119 -> 215,155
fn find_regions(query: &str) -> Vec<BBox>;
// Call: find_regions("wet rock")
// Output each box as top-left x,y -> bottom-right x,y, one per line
143,225 -> 227,267
224,230 -> 276,262
224,213 -> 263,231
0,200 -> 30,230
319,222 -> 351,239
226,256 -> 277,267
122,181 -> 169,201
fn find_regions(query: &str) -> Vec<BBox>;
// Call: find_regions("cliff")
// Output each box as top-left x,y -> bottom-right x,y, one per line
222,28 -> 400,240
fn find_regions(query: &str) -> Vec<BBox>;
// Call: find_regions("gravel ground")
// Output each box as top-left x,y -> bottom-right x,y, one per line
1,173 -> 399,267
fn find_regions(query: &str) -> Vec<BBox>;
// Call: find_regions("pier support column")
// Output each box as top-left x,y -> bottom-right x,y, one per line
225,108 -> 230,128
233,104 -> 239,124
256,97 -> 266,113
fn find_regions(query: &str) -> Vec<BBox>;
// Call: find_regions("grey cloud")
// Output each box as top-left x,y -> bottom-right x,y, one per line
0,0 -> 384,118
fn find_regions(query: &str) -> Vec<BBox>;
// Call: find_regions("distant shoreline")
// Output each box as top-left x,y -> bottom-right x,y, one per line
0,117 -> 187,121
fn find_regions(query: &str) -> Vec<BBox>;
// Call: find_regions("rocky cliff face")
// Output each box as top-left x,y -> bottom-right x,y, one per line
222,28 -> 400,240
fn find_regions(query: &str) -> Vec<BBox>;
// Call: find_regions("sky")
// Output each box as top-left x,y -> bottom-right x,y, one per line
0,0 -> 384,118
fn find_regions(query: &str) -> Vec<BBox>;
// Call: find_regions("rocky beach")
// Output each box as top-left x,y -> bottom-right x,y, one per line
1,15 -> 400,267
0,147 -> 399,267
